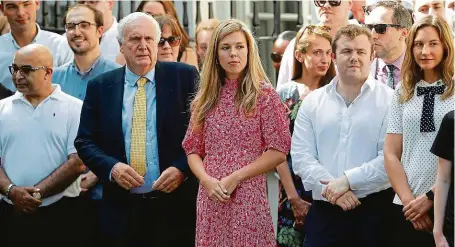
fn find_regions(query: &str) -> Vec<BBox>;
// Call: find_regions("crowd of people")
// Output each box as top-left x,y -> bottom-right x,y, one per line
0,0 -> 453,247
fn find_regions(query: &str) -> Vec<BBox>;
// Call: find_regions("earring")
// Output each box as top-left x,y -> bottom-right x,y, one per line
216,59 -> 219,65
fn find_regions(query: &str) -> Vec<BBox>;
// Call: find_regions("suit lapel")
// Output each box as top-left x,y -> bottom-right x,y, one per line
107,67 -> 127,157
155,62 -> 169,150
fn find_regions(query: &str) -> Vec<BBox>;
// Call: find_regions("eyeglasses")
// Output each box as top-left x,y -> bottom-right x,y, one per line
270,52 -> 283,63
364,24 -> 402,34
158,36 -> 181,47
314,0 -> 342,7
65,21 -> 97,31
8,64 -> 48,77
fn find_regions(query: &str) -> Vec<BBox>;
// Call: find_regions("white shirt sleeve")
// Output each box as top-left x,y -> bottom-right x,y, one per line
67,100 -> 82,155
276,38 -> 296,89
291,94 -> 335,196
344,110 -> 390,191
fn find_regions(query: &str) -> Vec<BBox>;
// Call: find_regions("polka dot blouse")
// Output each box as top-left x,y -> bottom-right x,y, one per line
387,79 -> 454,205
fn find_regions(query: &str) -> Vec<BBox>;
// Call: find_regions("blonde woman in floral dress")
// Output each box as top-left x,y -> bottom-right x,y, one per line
183,19 -> 291,247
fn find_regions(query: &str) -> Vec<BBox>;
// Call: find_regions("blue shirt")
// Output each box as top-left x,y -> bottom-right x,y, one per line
123,67 -> 160,194
52,55 -> 120,200
52,55 -> 120,100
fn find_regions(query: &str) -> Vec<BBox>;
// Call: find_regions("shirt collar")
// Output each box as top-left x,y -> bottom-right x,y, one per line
71,55 -> 104,76
326,74 -> 377,94
125,66 -> 156,87
11,84 -> 65,103
7,23 -> 42,49
377,51 -> 405,72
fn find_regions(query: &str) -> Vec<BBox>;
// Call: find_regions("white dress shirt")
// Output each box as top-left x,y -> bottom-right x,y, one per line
387,80 -> 454,205
291,76 -> 393,201
0,85 -> 82,206
99,17 -> 120,62
0,25 -> 73,91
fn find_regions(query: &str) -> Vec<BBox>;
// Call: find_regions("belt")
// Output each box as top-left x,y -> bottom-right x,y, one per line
129,190 -> 167,200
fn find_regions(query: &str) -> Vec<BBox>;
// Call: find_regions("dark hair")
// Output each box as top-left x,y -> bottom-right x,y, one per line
154,14 -> 183,39
332,24 -> 374,56
374,1 -> 413,29
136,1 -> 190,51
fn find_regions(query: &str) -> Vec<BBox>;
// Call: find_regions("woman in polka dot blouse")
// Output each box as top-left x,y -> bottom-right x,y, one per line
384,16 -> 454,247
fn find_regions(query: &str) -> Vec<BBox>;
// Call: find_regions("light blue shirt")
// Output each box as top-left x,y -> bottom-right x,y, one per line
52,55 -> 119,200
123,67 -> 160,194
52,55 -> 120,100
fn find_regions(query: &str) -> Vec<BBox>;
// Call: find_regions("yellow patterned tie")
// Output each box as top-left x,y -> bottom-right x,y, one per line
130,77 -> 147,176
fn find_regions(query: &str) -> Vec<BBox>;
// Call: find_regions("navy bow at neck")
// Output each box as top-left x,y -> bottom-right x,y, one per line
417,84 -> 445,132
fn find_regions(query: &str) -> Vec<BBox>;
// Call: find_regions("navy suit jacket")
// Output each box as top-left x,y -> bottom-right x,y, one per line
75,62 -> 198,200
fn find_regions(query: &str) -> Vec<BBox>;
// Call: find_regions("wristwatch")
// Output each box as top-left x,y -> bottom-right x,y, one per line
426,190 -> 434,201
5,183 -> 15,199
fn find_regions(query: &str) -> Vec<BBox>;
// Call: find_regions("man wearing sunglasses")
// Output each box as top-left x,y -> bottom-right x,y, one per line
74,12 -> 199,246
365,1 -> 412,89
277,0 -> 355,89
52,4 -> 120,244
271,30 -> 296,80
0,1 -> 73,92
0,44 -> 85,246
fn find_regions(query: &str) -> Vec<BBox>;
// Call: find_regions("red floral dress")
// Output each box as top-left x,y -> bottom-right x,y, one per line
183,78 -> 291,247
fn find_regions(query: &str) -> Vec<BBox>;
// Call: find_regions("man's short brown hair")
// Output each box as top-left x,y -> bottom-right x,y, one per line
64,4 -> 104,28
332,24 -> 374,56
374,1 -> 413,29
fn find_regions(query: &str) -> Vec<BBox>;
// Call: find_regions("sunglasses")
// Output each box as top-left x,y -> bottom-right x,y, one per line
158,36 -> 181,47
270,52 -> 283,63
314,0 -> 342,7
8,64 -> 48,77
364,24 -> 402,34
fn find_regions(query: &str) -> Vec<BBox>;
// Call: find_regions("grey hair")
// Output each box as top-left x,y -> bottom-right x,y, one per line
117,12 -> 161,45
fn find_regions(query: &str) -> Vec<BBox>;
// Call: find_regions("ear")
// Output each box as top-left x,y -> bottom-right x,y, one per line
348,0 -> 353,10
294,50 -> 304,63
331,52 -> 336,64
97,26 -> 105,39
0,2 -> 4,13
35,0 -> 40,10
45,67 -> 53,80
401,28 -> 409,40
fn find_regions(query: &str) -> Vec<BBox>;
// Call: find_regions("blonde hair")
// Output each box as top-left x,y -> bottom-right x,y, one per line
400,15 -> 454,103
293,26 -> 336,87
195,19 -> 220,44
191,19 -> 270,130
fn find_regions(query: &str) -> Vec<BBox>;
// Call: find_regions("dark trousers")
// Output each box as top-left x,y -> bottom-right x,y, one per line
101,177 -> 197,247
78,193 -> 102,247
390,203 -> 436,247
303,188 -> 395,247
0,197 -> 84,247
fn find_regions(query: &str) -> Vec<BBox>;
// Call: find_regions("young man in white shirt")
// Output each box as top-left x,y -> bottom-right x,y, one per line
0,44 -> 85,247
277,0 -> 355,89
291,25 -> 394,247
0,0 -> 73,92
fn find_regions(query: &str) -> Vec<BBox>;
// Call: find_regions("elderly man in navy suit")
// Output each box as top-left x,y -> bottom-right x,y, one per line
75,12 -> 198,247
